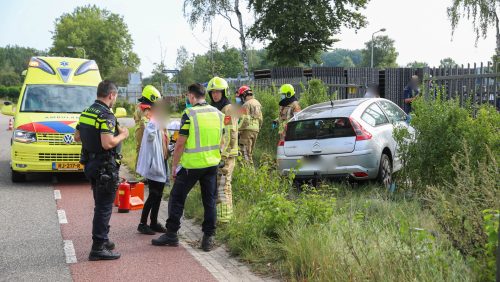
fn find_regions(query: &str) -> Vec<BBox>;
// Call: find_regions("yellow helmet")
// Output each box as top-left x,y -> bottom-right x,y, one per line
139,85 -> 161,104
206,77 -> 229,96
279,84 -> 295,98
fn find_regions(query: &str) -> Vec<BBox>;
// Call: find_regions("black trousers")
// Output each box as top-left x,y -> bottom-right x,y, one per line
91,179 -> 116,245
166,166 -> 218,236
141,179 -> 165,225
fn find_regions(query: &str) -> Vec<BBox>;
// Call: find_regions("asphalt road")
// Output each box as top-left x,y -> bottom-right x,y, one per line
0,114 -> 213,282
0,115 -> 72,281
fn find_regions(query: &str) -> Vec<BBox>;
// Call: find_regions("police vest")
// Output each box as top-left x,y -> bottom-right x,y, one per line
78,102 -> 117,154
180,105 -> 224,169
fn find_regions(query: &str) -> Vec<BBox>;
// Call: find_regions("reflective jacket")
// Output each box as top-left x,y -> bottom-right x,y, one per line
180,105 -> 224,169
220,104 -> 239,158
238,97 -> 263,132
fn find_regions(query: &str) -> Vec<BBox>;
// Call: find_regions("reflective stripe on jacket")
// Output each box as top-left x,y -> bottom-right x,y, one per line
180,105 -> 224,169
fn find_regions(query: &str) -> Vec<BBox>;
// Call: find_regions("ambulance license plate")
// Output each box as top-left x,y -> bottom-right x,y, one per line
53,162 -> 83,170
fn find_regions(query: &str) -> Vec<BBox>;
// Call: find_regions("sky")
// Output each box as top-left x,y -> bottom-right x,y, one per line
0,0 -> 497,76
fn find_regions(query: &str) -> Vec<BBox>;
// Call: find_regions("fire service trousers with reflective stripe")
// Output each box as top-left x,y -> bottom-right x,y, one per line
166,166 -> 218,236
238,130 -> 259,166
216,156 -> 235,222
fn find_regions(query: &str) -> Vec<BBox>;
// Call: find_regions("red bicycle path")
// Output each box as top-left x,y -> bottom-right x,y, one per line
55,181 -> 216,282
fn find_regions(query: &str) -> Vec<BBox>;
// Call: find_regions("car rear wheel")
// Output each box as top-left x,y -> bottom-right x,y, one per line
11,169 -> 26,183
377,154 -> 392,189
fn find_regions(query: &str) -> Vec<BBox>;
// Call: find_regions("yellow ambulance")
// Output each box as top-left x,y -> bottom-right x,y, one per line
1,57 -> 126,182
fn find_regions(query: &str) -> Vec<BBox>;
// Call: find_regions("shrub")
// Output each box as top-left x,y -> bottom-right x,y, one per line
0,85 -> 21,102
399,94 -> 500,187
248,193 -> 296,238
113,99 -> 134,116
252,86 -> 280,158
296,193 -> 335,225
423,144 -> 499,280
299,79 -> 330,109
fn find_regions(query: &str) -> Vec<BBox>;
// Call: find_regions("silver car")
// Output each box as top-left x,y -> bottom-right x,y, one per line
277,98 -> 414,185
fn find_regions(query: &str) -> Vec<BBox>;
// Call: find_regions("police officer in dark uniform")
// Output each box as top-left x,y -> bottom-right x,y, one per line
74,80 -> 129,261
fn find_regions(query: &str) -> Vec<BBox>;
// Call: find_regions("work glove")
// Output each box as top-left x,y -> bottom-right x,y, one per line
272,120 -> 278,129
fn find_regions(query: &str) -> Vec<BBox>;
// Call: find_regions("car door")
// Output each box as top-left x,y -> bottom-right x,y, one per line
360,102 -> 392,155
377,100 -> 413,170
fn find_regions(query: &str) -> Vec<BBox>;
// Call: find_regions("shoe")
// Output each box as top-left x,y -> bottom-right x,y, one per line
137,223 -> 156,235
152,231 -> 179,246
150,223 -> 167,233
201,234 -> 215,252
104,240 -> 115,250
89,246 -> 121,261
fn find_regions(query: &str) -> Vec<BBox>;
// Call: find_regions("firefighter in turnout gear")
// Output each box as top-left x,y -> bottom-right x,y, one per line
74,80 -> 129,261
134,85 -> 161,168
207,77 -> 237,223
236,85 -> 262,165
273,84 -> 301,135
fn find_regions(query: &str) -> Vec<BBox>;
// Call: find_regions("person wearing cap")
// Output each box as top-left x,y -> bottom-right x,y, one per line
206,76 -> 238,223
273,84 -> 301,136
134,85 -> 161,168
403,75 -> 420,114
236,85 -> 262,165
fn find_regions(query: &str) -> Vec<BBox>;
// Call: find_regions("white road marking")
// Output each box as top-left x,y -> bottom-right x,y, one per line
63,240 -> 77,264
57,210 -> 68,224
54,190 -> 61,200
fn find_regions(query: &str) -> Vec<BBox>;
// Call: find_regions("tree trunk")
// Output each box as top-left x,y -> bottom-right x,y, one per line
234,0 -> 249,77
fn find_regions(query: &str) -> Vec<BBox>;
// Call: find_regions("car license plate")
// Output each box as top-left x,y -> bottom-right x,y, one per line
53,162 -> 83,170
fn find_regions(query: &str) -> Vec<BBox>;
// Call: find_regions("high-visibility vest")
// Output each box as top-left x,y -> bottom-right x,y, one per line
180,105 -> 224,169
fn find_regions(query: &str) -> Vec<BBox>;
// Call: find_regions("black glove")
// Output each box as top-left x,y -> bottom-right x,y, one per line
218,160 -> 226,168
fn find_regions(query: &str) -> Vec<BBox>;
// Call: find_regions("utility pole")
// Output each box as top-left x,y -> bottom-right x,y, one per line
210,19 -> 215,76
371,28 -> 386,68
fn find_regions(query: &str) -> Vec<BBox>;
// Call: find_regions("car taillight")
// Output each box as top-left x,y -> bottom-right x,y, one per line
277,124 -> 287,146
349,117 -> 372,141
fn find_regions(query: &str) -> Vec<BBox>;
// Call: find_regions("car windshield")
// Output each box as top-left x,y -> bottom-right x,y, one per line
20,84 -> 97,113
286,118 -> 355,141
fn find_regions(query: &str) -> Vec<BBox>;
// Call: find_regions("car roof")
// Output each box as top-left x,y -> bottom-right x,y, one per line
293,98 -> 370,121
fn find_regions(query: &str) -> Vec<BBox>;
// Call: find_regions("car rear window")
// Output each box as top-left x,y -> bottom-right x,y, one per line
285,118 -> 355,141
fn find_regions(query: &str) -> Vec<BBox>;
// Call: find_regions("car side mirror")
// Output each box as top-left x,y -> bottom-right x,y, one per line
405,114 -> 411,124
114,107 -> 127,118
1,103 -> 15,116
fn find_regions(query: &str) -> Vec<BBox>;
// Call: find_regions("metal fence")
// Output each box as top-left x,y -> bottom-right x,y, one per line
424,62 -> 499,109
250,64 -> 500,110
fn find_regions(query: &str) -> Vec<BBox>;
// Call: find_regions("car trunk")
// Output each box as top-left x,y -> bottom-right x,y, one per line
283,117 -> 356,157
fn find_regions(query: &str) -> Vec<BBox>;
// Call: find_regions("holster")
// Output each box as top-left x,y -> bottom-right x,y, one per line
88,150 -> 122,193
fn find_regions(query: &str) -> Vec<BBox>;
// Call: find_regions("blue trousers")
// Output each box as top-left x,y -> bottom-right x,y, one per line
166,166 -> 218,236
91,179 -> 116,244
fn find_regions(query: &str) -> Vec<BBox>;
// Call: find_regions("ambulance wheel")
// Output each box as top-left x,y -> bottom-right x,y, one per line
11,169 -> 26,183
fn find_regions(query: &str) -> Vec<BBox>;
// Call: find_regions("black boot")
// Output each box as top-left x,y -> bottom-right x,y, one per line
151,231 -> 179,246
89,242 -> 121,261
201,234 -> 215,252
138,223 -> 156,235
150,223 -> 167,233
104,240 -> 115,250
